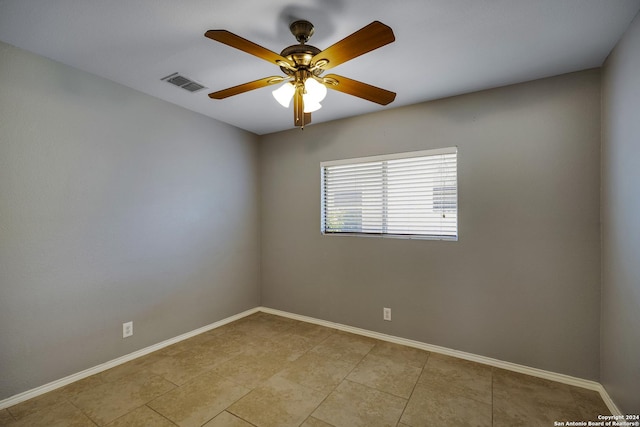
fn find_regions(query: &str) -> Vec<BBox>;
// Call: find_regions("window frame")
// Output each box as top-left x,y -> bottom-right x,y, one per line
320,147 -> 458,241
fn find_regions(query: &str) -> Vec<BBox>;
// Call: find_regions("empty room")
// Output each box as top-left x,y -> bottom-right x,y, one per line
1,1 -> 639,426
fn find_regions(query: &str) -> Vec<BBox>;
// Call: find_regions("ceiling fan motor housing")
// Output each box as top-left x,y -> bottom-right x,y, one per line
279,44 -> 323,75
278,20 -> 326,76
289,20 -> 314,43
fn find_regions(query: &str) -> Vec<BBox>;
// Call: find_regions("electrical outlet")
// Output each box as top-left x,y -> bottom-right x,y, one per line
122,321 -> 133,338
383,307 -> 391,321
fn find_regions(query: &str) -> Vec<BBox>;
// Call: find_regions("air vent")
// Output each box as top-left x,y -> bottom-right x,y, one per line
181,82 -> 205,92
161,73 -> 206,93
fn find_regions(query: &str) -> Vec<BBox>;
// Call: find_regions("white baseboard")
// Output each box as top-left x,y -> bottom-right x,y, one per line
259,306 -> 622,416
0,305 -> 621,417
0,307 -> 260,410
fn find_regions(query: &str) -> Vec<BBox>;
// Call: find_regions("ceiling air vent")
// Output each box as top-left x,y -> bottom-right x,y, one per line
161,73 -> 206,93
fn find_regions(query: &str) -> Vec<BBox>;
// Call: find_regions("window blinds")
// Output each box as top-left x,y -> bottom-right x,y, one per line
321,147 -> 458,240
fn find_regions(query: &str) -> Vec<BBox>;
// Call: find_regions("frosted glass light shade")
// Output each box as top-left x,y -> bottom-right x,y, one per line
272,82 -> 295,108
303,100 -> 322,113
304,78 -> 327,104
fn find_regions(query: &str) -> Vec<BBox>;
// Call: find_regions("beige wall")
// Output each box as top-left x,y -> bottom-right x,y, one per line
601,11 -> 640,414
0,42 -> 261,399
260,69 -> 602,380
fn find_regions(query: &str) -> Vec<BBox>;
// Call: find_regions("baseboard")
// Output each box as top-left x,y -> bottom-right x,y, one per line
0,305 -> 621,417
597,384 -> 622,416
258,306 -> 622,416
0,307 -> 260,410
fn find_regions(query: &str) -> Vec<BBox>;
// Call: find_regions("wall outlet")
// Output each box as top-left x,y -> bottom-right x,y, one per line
383,307 -> 391,321
122,321 -> 133,338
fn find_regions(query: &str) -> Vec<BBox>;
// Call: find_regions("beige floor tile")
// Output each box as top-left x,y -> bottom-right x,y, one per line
222,314 -> 297,340
277,352 -> 357,394
310,332 -> 376,364
166,333 -> 256,378
493,397 -> 581,427
10,401 -> 96,427
193,333 -> 251,358
96,351 -> 164,383
202,411 -> 253,427
401,382 -> 492,427
57,375 -> 106,400
570,387 -> 611,419
419,353 -> 492,404
69,371 -> 175,426
368,341 -> 429,369
229,376 -> 327,427
219,326 -> 278,351
210,350 -> 290,389
159,332 -> 223,356
301,416 -> 335,427
493,369 -> 577,407
287,322 -> 335,343
493,369 -> 582,426
105,405 -> 175,427
7,388 -> 67,420
312,380 -> 406,427
147,370 -> 249,427
144,349 -> 219,386
346,354 -> 422,398
266,332 -> 318,362
0,409 -> 15,426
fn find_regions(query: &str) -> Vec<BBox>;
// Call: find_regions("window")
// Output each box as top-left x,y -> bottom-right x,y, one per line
321,147 -> 458,240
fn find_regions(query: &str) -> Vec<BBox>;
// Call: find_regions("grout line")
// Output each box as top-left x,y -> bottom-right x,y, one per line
287,329 -> 368,426
145,404 -> 179,426
226,410 -> 259,427
491,367 -> 495,426
397,352 -> 429,425
65,396 -> 99,426
285,328 -> 342,425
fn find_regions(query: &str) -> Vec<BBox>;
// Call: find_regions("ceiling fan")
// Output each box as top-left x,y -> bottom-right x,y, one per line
205,20 -> 396,129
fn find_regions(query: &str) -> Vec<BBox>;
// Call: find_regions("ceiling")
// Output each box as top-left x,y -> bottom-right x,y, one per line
1,1 -> 639,135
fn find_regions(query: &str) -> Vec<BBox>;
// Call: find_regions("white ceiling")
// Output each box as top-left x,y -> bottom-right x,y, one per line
1,0 -> 639,135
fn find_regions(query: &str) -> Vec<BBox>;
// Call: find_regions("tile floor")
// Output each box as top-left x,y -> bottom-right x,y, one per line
0,312 -> 611,426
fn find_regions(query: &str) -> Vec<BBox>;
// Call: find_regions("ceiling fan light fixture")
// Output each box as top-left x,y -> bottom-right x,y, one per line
304,77 -> 327,104
303,99 -> 322,113
272,82 -> 295,108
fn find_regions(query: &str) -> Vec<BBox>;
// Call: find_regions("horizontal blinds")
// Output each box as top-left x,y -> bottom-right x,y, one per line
321,148 -> 457,239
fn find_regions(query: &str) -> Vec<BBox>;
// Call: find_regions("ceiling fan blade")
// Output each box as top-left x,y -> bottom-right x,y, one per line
323,74 -> 396,105
205,30 -> 295,69
311,21 -> 394,71
208,76 -> 284,99
304,113 -> 312,125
